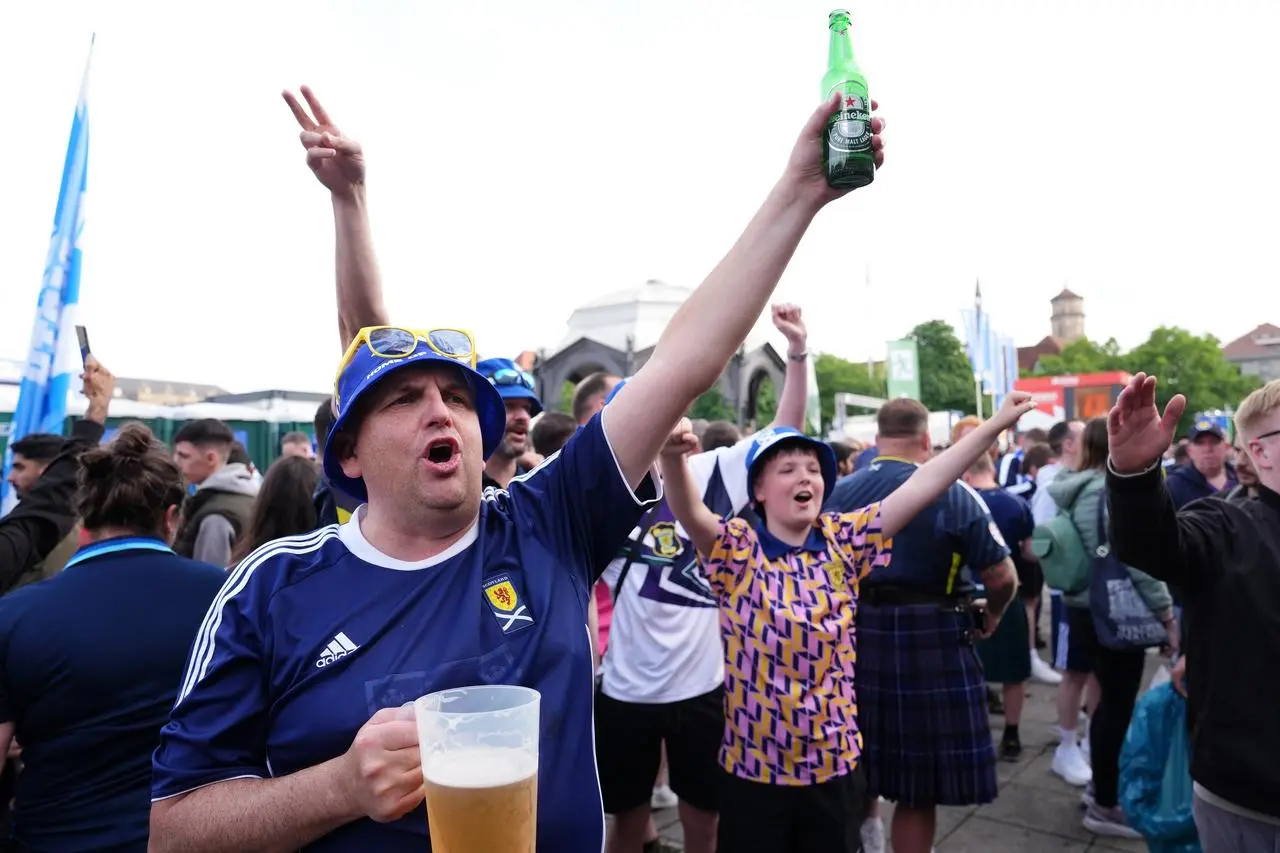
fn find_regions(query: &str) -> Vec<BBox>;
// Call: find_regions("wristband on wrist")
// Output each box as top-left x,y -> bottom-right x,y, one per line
787,350 -> 809,362
1106,456 -> 1161,478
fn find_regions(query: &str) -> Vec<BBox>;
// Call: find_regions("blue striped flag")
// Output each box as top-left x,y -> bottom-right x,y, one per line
1,39 -> 93,517
1000,336 -> 1019,406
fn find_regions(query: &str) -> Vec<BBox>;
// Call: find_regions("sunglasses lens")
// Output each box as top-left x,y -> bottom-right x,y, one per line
368,328 -> 418,356
491,369 -> 534,389
429,329 -> 473,358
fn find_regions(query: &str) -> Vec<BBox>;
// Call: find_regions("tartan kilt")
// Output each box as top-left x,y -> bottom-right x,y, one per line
856,600 -> 998,808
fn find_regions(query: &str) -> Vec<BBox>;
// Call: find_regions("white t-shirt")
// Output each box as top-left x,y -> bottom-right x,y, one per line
598,436 -> 754,704
1031,462 -> 1063,526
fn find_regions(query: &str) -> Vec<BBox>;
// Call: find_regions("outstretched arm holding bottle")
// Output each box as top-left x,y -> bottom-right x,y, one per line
603,94 -> 884,488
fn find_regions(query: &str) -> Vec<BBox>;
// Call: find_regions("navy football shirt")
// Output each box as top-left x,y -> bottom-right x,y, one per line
978,487 -> 1035,582
152,415 -> 658,852
826,456 -> 1009,595
0,539 -> 225,853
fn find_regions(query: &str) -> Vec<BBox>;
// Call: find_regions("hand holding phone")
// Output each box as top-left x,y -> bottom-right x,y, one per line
75,325 -> 91,367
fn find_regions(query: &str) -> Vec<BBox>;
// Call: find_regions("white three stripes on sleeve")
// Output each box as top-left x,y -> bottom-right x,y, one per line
176,527 -> 340,707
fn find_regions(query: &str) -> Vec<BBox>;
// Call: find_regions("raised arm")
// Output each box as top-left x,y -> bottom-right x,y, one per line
0,359 -> 111,586
283,86 -> 389,349
765,303 -> 810,432
657,420 -> 720,558
1105,372 -> 1213,585
879,392 -> 1036,539
603,96 -> 885,488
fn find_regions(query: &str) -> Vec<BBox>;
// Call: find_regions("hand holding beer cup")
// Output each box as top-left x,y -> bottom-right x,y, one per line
416,685 -> 540,853
340,706 -> 425,823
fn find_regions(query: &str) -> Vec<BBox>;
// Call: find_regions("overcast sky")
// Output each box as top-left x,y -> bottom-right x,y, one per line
2,0 -> 1276,393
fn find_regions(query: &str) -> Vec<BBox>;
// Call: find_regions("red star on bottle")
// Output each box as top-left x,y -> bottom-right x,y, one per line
845,95 -> 857,108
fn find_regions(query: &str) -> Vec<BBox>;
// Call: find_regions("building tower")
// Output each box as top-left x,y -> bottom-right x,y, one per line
1051,288 -> 1085,343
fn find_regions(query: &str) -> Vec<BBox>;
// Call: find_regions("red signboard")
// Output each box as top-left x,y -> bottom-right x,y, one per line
1015,371 -> 1132,420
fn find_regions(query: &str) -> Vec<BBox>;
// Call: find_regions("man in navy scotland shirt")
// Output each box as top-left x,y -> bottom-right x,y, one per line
148,85 -> 887,852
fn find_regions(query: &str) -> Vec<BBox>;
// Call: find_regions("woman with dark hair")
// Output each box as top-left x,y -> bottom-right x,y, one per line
0,423 -> 226,852
1048,417 -> 1176,839
230,455 -> 320,565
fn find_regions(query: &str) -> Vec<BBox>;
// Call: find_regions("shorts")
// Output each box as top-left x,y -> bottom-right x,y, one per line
1016,559 -> 1045,601
856,601 -> 998,807
594,685 -> 723,814
717,766 -> 867,853
976,593 -> 1032,684
1052,600 -> 1096,674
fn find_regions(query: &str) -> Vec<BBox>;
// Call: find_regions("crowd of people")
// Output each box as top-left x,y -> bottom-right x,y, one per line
0,83 -> 1276,853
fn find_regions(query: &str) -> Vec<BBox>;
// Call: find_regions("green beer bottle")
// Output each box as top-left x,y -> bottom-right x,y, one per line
821,9 -> 874,189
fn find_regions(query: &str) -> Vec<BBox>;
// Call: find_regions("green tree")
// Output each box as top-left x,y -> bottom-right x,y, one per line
553,380 -> 576,415
753,376 -> 778,426
1035,337 -> 1126,376
1123,327 -> 1261,434
689,386 -> 736,422
813,353 -> 888,432
909,320 -> 977,415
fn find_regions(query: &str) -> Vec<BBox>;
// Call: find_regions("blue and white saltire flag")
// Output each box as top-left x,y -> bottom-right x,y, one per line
0,40 -> 93,517
960,308 -> 986,388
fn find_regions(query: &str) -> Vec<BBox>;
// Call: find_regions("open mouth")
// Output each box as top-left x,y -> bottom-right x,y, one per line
424,437 -> 459,466
793,490 -> 814,505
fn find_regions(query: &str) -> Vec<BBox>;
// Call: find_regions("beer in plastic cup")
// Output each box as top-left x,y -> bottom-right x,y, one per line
415,685 -> 540,853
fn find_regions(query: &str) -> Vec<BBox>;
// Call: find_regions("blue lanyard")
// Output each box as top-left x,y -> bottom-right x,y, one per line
62,537 -> 174,571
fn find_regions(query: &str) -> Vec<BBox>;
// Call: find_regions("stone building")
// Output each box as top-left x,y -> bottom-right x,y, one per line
1018,288 -> 1087,373
1050,288 -> 1086,343
1222,323 -> 1280,383
530,279 -> 786,424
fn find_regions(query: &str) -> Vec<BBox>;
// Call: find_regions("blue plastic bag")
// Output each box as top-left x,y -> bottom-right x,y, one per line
1118,681 -> 1201,853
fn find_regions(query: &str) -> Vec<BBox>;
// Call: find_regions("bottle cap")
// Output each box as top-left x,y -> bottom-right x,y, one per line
829,9 -> 851,20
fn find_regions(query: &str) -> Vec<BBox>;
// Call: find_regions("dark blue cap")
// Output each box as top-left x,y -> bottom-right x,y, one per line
476,358 -> 543,417
1187,416 -> 1226,441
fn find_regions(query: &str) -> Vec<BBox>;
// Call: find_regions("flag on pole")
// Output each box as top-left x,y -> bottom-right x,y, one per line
960,309 -> 985,382
978,308 -> 997,395
804,355 -> 822,435
1,37 -> 93,516
1000,336 -> 1019,406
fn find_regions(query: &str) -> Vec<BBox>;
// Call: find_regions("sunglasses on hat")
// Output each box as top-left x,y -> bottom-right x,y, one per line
335,326 -> 476,408
488,367 -> 536,391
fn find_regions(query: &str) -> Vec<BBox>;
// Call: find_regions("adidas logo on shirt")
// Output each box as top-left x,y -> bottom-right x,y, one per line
314,632 -> 360,668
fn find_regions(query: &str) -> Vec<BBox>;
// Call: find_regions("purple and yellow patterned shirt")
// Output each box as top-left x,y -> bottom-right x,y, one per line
701,504 -> 891,785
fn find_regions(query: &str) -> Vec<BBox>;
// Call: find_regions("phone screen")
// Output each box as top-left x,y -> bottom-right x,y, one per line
75,325 -> 91,365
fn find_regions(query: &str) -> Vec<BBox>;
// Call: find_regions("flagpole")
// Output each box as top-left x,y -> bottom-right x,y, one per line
973,280 -> 983,419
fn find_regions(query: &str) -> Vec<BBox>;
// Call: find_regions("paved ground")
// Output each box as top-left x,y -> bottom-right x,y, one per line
647,652 -> 1166,852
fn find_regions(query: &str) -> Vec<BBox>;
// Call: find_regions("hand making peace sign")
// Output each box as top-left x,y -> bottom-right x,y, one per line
282,85 -> 366,198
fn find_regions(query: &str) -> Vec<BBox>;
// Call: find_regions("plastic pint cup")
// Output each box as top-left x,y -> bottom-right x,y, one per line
415,685 -> 540,853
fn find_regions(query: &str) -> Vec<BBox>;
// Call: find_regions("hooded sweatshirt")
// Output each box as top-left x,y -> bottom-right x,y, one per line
1166,460 -> 1237,509
173,463 -> 260,568
1048,468 -> 1173,616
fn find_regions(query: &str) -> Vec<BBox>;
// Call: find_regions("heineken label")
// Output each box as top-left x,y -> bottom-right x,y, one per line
826,87 -> 871,154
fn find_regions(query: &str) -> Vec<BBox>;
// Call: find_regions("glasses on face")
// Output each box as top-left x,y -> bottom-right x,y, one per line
488,367 -> 535,391
335,326 -> 476,409
1253,429 -> 1280,442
